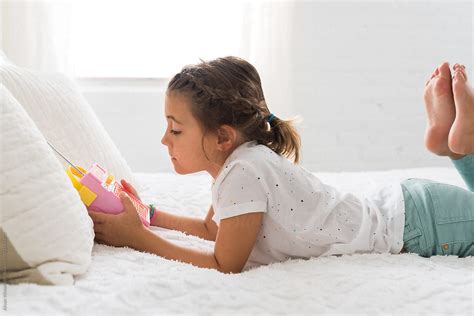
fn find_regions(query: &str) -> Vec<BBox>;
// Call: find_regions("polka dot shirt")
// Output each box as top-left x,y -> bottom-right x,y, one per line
211,141 -> 405,271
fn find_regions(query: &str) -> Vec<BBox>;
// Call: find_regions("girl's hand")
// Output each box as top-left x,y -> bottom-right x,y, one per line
88,192 -> 145,248
121,179 -> 141,201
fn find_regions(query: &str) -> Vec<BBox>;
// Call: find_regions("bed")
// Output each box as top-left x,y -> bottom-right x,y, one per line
6,167 -> 473,315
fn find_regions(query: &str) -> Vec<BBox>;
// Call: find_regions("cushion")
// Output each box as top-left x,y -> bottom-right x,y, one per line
0,52 -> 139,189
0,85 -> 94,285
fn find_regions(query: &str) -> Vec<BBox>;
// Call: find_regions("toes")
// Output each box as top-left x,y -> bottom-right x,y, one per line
429,64 -> 443,81
453,63 -> 466,71
427,62 -> 453,84
430,65 -> 441,77
453,69 -> 467,82
438,62 -> 451,79
452,64 -> 468,82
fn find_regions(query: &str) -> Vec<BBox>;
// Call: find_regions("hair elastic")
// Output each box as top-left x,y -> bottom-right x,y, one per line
267,113 -> 276,123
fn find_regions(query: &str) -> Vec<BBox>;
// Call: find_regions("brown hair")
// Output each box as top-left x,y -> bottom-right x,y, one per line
167,56 -> 301,163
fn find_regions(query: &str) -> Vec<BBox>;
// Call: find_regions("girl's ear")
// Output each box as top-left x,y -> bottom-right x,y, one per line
216,125 -> 238,151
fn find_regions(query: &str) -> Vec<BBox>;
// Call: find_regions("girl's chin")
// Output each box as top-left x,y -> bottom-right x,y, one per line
171,159 -> 200,175
171,162 -> 187,175
173,166 -> 196,175
174,169 -> 192,175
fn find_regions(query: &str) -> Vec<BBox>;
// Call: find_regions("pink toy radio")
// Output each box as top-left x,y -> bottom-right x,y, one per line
48,142 -> 150,227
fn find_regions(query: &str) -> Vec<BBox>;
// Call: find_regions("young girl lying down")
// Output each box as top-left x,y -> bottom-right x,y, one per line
88,57 -> 474,273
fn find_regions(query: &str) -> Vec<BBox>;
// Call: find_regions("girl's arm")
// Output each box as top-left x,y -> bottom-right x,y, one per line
120,179 -> 217,241
122,179 -> 217,241
133,211 -> 263,273
152,206 -> 217,242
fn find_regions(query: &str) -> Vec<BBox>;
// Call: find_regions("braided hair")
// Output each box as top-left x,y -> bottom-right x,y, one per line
167,56 -> 301,163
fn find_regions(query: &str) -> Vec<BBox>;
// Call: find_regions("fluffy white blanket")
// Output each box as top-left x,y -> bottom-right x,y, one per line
5,167 -> 473,314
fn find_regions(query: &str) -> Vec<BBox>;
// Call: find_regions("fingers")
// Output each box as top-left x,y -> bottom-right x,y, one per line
90,220 -> 104,235
94,236 -> 105,245
119,192 -> 136,211
121,179 -> 129,190
119,191 -> 128,199
88,210 -> 106,224
121,179 -> 135,193
87,210 -> 107,240
91,220 -> 106,245
121,179 -> 141,200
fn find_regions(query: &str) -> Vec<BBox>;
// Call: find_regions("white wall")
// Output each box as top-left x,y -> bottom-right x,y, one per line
79,1 -> 473,173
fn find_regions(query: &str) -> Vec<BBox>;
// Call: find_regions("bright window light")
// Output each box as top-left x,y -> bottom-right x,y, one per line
71,0 -> 246,78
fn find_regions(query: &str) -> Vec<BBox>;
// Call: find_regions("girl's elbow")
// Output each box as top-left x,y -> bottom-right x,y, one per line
219,267 -> 243,274
216,262 -> 244,274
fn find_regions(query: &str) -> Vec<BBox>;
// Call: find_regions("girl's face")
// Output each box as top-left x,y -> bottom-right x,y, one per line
161,93 -> 222,177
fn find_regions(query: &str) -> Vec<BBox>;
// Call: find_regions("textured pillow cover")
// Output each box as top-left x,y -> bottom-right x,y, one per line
0,85 -> 94,285
0,53 -> 139,189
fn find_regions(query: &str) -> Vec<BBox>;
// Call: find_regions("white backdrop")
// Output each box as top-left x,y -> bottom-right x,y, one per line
79,1 -> 472,173
2,1 -> 471,173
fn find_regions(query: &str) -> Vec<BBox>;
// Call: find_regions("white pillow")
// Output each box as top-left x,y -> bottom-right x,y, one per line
0,50 -> 9,65
0,85 -> 94,285
0,54 -> 139,189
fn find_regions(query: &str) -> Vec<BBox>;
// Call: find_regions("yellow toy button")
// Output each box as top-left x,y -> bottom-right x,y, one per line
105,174 -> 115,186
66,165 -> 87,191
79,186 -> 97,206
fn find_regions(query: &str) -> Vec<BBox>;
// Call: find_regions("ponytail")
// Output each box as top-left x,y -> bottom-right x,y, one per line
263,115 -> 302,164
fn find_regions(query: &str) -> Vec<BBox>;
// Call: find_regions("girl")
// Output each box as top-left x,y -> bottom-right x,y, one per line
89,57 -> 474,273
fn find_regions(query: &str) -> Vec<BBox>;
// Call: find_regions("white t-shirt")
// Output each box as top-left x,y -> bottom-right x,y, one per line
211,141 -> 406,271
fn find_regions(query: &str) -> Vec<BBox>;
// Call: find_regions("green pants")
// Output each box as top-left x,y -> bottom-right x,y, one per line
401,155 -> 474,257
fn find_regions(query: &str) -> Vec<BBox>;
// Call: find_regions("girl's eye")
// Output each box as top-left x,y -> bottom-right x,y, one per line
170,129 -> 181,135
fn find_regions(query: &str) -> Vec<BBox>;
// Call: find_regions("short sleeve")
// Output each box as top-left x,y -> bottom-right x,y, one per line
212,161 -> 268,223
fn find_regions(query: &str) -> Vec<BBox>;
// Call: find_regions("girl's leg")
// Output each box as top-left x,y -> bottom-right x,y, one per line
401,178 -> 474,257
404,63 -> 474,257
451,155 -> 474,192
422,62 -> 458,158
422,62 -> 474,162
448,64 -> 474,154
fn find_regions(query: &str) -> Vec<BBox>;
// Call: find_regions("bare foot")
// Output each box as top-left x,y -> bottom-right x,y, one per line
423,62 -> 464,159
448,64 -> 474,155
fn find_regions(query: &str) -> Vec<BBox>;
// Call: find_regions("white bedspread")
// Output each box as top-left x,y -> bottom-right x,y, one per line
5,167 -> 474,315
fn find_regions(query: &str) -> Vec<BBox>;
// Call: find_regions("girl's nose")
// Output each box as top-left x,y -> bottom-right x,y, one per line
161,133 -> 167,146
